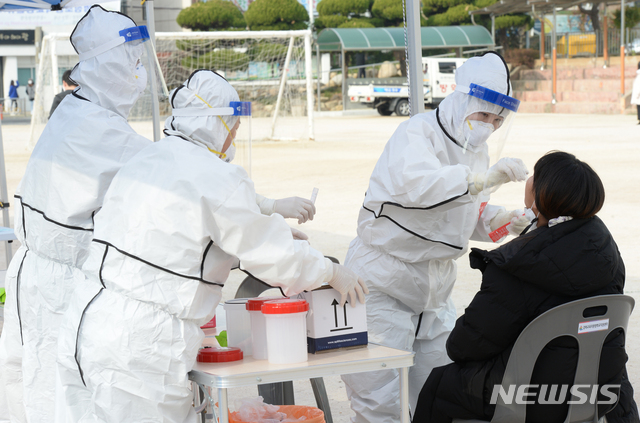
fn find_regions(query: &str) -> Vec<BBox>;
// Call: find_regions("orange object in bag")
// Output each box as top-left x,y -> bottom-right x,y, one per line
229,405 -> 325,423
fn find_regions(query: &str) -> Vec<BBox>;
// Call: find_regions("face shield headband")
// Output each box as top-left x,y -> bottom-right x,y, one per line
78,25 -> 150,62
459,83 -> 520,113
172,98 -> 252,158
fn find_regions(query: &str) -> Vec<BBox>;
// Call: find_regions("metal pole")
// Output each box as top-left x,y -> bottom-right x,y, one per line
304,32 -> 314,140
621,0 -> 626,97
307,0 -> 314,26
406,0 -> 424,116
0,119 -> 13,264
145,0 -> 161,141
316,43 -> 321,112
552,8 -> 557,105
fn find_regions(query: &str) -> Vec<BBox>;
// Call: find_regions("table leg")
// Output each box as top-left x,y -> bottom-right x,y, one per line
218,388 -> 229,423
399,367 -> 410,423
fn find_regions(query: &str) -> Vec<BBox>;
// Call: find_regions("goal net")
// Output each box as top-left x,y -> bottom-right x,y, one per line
30,30 -> 315,152
155,30 -> 314,143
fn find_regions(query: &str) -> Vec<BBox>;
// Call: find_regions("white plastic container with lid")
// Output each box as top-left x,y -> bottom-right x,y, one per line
246,296 -> 285,360
262,299 -> 309,364
223,298 -> 252,356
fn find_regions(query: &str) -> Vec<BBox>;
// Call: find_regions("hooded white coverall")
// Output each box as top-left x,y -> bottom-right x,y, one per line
0,6 -> 151,423
341,53 -> 517,422
56,70 -> 339,423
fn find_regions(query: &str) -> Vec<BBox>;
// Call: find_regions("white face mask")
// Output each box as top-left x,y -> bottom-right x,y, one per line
134,62 -> 147,95
222,142 -> 236,163
462,119 -> 494,152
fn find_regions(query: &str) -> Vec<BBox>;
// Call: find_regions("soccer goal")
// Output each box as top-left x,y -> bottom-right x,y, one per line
30,29 -> 315,148
155,29 -> 315,142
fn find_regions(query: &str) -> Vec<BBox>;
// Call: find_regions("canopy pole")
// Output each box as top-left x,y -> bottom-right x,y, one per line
620,0 -> 626,99
552,7 -> 557,105
406,0 -> 424,116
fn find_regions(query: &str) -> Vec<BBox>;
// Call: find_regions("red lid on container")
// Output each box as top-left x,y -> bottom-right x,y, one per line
246,296 -> 287,311
200,315 -> 216,329
197,346 -> 243,363
261,299 -> 309,315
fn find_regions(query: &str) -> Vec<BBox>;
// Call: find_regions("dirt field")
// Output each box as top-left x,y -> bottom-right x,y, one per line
0,111 -> 639,421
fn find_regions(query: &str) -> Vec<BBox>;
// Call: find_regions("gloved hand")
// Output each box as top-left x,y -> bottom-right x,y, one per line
290,227 -> 309,241
274,197 -> 316,224
326,263 -> 369,307
490,209 -> 531,237
468,158 -> 529,195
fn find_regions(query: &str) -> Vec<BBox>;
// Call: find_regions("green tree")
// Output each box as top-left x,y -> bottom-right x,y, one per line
176,0 -> 246,31
244,0 -> 309,30
371,0 -> 405,26
338,18 -> 376,28
422,0 -> 532,49
317,0 -> 371,16
315,0 -> 376,30
614,6 -> 640,29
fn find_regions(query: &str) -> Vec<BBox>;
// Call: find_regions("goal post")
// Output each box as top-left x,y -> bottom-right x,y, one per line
155,29 -> 315,142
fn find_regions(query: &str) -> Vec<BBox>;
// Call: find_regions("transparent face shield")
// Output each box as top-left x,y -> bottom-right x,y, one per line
122,26 -> 170,139
78,25 -> 169,101
172,101 -> 252,176
454,83 -> 520,164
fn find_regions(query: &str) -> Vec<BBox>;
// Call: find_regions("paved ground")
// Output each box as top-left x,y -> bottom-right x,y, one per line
0,111 -> 639,421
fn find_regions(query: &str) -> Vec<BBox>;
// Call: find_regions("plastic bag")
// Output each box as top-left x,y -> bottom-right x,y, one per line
232,397 -> 307,422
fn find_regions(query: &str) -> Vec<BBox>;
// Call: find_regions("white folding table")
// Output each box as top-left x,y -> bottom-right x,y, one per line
188,343 -> 415,423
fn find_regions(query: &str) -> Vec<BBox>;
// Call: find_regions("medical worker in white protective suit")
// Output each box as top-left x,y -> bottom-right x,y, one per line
341,52 -> 531,422
56,69 -> 368,423
0,6 -> 160,423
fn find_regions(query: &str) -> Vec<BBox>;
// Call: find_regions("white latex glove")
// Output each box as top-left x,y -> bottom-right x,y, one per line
326,263 -> 369,307
290,227 -> 309,242
468,158 -> 529,195
490,209 -> 531,237
274,197 -> 316,224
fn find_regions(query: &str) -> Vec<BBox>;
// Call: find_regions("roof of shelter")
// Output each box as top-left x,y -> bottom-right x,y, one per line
317,26 -> 495,52
469,0 -> 620,16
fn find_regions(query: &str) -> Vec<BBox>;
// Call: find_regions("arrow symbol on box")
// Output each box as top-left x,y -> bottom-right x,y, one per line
331,299 -> 350,328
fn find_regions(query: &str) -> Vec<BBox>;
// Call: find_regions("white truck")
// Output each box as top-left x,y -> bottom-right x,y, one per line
348,57 -> 467,116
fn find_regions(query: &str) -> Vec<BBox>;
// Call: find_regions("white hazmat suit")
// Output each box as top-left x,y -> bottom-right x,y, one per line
56,70 -> 366,423
341,52 -> 528,422
0,6 -> 151,423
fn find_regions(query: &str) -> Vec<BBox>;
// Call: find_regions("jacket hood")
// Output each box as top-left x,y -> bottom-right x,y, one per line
70,5 -> 144,118
164,69 -> 239,155
470,216 -> 624,296
437,52 -> 512,146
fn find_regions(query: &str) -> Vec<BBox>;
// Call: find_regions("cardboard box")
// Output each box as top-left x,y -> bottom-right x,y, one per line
295,284 -> 368,354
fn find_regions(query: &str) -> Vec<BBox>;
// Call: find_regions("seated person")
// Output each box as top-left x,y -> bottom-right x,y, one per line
412,151 -> 638,423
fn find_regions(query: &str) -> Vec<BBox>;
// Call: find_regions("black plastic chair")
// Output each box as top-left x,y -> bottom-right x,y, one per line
452,294 -> 635,423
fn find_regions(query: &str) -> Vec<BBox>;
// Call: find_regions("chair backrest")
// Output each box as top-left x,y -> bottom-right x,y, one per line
492,294 -> 635,423
234,256 -> 341,299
